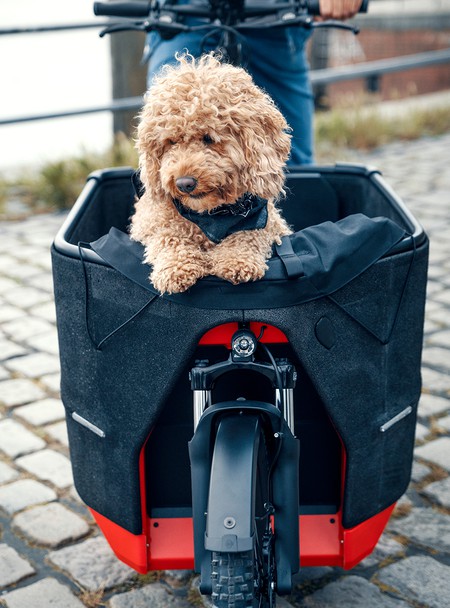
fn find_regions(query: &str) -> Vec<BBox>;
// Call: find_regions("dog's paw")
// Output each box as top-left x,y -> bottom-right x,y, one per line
214,260 -> 267,285
150,263 -> 206,294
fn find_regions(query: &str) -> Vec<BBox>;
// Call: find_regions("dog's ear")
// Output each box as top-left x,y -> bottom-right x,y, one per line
260,108 -> 292,165
238,108 -> 291,198
136,101 -> 167,199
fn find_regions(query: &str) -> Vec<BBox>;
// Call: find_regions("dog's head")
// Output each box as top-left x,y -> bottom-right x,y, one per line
137,53 -> 291,211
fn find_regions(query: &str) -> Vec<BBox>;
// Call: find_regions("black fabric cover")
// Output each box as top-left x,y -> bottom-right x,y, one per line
52,167 -> 428,535
90,214 -> 406,309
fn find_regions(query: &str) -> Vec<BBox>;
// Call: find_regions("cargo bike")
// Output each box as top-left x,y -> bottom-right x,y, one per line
51,1 -> 428,606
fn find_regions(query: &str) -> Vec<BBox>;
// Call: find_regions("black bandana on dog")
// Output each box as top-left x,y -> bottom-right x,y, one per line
173,193 -> 269,244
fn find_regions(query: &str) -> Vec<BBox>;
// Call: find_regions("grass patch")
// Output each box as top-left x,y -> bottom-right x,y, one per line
77,588 -> 106,608
1,100 -> 449,218
314,101 -> 450,161
0,133 -> 137,219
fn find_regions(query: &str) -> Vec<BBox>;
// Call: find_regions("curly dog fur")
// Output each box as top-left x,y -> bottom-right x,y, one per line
130,53 -> 293,294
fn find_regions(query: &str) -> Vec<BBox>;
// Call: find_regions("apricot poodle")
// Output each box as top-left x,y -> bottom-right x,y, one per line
130,53 -> 292,294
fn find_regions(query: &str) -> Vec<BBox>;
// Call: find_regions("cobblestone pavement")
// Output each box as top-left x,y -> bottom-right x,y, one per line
1,133 -> 450,607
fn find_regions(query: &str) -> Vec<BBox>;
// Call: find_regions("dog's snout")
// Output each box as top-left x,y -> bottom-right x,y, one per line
176,176 -> 198,194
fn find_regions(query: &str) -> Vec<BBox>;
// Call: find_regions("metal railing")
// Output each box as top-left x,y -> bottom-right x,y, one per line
1,18 -> 449,127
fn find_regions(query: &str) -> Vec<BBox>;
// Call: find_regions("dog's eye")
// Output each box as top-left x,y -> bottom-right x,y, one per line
202,134 -> 214,145
168,140 -> 176,146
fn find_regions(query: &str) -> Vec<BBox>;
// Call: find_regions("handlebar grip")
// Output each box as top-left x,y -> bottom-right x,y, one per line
93,1 -> 151,17
306,0 -> 369,16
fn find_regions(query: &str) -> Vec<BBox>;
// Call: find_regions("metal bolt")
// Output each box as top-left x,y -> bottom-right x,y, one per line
224,517 -> 236,529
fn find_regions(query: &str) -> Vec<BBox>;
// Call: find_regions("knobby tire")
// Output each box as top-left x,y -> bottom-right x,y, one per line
210,425 -> 272,608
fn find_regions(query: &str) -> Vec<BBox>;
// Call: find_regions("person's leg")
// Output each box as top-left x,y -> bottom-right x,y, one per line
243,28 -> 315,165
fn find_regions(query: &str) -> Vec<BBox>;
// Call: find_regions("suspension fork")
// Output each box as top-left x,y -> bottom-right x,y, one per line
189,328 -> 300,595
191,328 -> 297,431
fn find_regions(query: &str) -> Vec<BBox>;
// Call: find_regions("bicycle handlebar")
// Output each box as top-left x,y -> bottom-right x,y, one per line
94,0 -> 369,19
94,0 -> 369,63
94,1 -> 150,17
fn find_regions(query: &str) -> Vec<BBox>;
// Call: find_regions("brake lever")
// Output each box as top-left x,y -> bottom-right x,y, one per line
312,20 -> 360,34
99,22 -> 147,36
100,19 -> 189,37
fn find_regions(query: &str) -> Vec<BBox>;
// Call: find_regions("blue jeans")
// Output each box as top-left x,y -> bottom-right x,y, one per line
146,25 -> 314,165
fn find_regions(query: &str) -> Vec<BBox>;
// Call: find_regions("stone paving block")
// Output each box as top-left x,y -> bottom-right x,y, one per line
5,352 -> 60,378
0,460 -> 19,484
421,367 -> 450,393
427,282 -> 445,297
421,347 -> 450,371
415,437 -> 450,471
24,330 -> 59,355
393,494 -> 413,517
411,460 -> 431,482
0,543 -> 35,588
12,502 -> 90,547
16,448 -> 73,488
433,291 -> 450,306
2,577 -> 85,608
0,338 -> 28,362
0,378 -> 46,407
418,393 -> 450,417
40,372 -> 61,394
108,583 -> 192,607
436,414 -> 450,432
0,479 -> 56,514
0,418 -> 46,458
376,555 -> 450,608
425,299 -> 445,314
14,398 -> 65,426
427,329 -> 450,348
0,277 -> 19,292
12,245 -> 46,262
414,422 -> 429,442
0,305 -> 25,324
428,308 -> 450,328
69,485 -> 83,503
2,286 -> 50,309
27,273 -> 54,293
360,534 -> 405,568
424,320 -> 442,334
421,476 -> 450,509
427,265 -> 447,280
32,252 -> 53,272
1,316 -> 53,342
44,420 -> 69,447
32,301 -> 57,323
300,575 -> 409,607
1,263 -> 40,281
48,536 -> 135,591
23,233 -> 53,248
388,508 -> 450,554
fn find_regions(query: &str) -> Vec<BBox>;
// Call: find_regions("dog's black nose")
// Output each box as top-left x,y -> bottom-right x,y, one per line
176,176 -> 197,194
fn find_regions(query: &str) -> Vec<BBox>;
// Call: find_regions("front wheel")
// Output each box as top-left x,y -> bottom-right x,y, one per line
211,551 -> 255,607
209,416 -> 275,608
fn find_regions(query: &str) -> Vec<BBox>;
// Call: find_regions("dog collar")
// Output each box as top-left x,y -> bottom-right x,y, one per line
173,193 -> 269,244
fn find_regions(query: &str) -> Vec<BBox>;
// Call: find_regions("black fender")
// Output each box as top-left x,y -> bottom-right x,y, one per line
189,400 -> 300,595
205,413 -> 261,553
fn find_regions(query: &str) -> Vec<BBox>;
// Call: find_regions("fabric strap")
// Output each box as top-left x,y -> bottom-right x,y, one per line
275,236 -> 304,279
